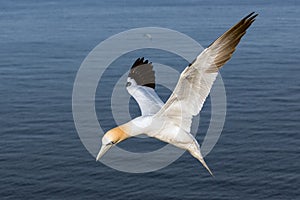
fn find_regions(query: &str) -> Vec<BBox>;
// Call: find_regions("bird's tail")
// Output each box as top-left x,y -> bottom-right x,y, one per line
189,147 -> 214,176
199,157 -> 214,177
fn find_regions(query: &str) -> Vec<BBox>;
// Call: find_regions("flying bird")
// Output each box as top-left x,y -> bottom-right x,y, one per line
96,12 -> 258,175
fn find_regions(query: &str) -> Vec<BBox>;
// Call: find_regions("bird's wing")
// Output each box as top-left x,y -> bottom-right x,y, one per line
127,57 -> 164,116
155,12 -> 257,132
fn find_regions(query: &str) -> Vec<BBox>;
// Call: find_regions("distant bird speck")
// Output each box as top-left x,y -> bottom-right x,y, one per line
144,33 -> 152,40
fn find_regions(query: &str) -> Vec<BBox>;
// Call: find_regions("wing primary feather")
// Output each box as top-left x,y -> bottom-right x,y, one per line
207,12 -> 258,70
128,57 -> 156,89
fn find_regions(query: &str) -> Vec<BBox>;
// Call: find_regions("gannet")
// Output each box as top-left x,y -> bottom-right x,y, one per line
96,12 -> 257,175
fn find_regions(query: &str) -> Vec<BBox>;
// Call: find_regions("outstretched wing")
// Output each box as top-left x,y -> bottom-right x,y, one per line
155,12 -> 258,132
126,57 -> 164,116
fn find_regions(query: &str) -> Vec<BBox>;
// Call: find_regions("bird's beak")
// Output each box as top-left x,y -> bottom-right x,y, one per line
96,145 -> 112,161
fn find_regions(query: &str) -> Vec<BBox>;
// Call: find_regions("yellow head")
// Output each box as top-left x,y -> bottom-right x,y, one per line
96,126 -> 130,161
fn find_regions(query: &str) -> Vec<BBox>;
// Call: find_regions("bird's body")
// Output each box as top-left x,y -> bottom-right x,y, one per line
96,13 -> 258,175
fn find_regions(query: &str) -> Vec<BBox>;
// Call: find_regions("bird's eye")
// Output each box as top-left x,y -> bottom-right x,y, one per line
126,82 -> 131,87
107,141 -> 115,146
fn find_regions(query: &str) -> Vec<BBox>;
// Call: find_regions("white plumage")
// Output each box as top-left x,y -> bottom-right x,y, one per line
96,13 -> 258,175
126,77 -> 164,116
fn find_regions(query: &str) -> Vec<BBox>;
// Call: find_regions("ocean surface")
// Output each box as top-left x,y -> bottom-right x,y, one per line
1,0 -> 299,199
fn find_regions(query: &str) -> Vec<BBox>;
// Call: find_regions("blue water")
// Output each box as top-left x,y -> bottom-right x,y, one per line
1,0 -> 299,199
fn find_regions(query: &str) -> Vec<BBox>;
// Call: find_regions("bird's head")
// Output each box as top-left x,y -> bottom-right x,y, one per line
96,126 -> 129,161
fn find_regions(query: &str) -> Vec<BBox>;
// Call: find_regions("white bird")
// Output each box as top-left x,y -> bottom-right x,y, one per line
96,12 -> 258,175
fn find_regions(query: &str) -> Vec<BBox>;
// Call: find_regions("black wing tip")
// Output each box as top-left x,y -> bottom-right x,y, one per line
243,12 -> 258,30
128,57 -> 156,89
131,57 -> 151,69
243,12 -> 258,22
244,12 -> 255,19
207,12 -> 258,48
204,12 -> 258,70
